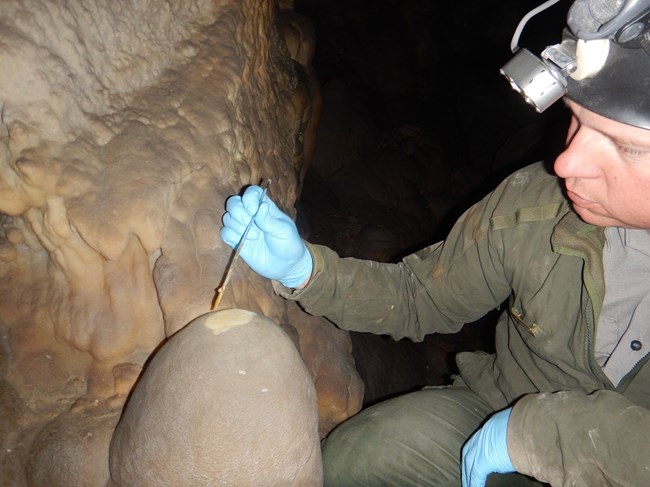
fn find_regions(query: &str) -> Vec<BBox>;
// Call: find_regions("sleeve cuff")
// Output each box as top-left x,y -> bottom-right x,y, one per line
273,242 -> 323,299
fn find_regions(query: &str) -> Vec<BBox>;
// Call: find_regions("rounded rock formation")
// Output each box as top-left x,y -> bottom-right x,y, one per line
109,309 -> 322,486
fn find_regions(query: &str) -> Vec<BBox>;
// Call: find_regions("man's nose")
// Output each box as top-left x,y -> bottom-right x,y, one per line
553,125 -> 602,180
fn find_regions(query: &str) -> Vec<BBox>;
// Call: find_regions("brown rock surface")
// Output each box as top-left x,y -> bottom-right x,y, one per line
109,309 -> 323,486
0,1 -> 362,484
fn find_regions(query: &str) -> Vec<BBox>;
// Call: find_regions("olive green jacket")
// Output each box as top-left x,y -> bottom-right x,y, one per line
277,163 -> 650,486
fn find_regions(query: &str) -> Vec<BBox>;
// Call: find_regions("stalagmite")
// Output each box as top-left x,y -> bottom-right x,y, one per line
109,309 -> 323,486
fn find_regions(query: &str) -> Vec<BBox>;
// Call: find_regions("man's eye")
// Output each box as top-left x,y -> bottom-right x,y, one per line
619,144 -> 650,158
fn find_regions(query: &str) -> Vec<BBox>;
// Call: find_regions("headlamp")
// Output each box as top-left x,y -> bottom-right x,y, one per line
501,0 -> 650,128
500,39 -> 577,113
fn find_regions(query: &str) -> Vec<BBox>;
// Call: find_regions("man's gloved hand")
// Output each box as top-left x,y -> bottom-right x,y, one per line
461,407 -> 515,487
220,185 -> 313,288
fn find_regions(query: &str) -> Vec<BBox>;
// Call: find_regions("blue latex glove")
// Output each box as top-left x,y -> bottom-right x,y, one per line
461,407 -> 515,487
220,185 -> 313,288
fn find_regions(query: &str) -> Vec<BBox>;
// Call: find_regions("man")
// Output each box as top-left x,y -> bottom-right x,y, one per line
221,1 -> 650,485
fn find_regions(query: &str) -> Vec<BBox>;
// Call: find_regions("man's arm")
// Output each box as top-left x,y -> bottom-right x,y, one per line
508,390 -> 650,486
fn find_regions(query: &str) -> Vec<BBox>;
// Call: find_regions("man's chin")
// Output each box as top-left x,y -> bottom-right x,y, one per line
572,204 -> 617,227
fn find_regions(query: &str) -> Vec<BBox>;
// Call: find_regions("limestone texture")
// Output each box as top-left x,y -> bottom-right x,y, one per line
0,1 -> 362,484
110,309 -> 323,486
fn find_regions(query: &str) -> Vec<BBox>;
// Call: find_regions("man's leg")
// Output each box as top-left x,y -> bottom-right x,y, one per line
322,386 -> 544,487
322,386 -> 489,486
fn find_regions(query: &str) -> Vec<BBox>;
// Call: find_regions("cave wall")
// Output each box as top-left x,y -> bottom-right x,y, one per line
0,1 -> 362,484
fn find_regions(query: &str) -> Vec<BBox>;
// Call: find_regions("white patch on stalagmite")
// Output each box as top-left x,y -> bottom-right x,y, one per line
203,308 -> 257,335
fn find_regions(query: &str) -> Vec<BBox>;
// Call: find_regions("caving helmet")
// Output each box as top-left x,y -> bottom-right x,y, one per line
500,0 -> 650,129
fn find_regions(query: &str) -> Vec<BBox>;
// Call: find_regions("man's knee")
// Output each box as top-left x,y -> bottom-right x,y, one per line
321,386 -> 493,486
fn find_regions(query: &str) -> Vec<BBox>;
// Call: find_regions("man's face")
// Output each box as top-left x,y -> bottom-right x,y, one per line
554,100 -> 650,229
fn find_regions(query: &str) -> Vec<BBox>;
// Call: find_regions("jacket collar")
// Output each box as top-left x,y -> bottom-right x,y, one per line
551,210 -> 606,319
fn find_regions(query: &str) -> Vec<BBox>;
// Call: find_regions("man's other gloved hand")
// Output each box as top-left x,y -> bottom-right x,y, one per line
461,407 -> 515,487
220,185 -> 313,288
